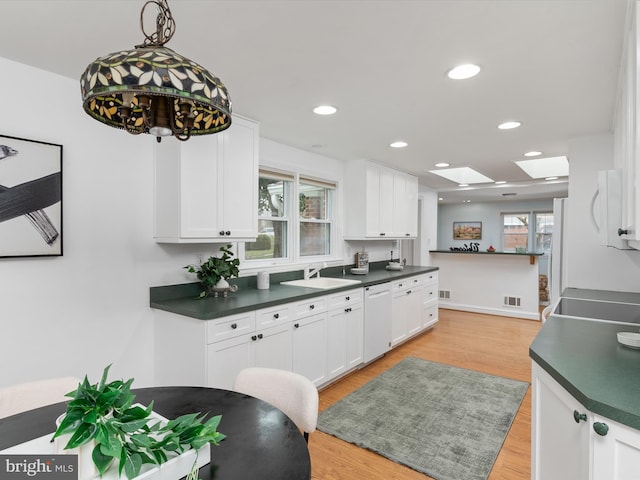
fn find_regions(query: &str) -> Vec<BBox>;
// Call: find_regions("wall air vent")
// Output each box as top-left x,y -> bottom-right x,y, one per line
439,290 -> 452,300
503,295 -> 521,307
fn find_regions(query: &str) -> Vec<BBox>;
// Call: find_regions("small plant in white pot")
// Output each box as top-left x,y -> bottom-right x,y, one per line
52,365 -> 225,479
184,244 -> 240,298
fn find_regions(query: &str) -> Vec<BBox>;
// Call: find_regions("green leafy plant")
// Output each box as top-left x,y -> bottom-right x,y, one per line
53,365 -> 225,479
184,244 -> 240,298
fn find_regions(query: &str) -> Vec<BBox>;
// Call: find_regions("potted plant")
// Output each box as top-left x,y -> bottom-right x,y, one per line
184,244 -> 240,298
52,365 -> 225,480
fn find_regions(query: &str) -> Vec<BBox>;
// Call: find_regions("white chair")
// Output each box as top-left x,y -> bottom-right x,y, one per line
0,377 -> 79,419
233,367 -> 319,443
541,304 -> 554,323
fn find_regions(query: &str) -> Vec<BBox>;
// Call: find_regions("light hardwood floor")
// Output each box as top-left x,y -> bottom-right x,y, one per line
309,308 -> 542,480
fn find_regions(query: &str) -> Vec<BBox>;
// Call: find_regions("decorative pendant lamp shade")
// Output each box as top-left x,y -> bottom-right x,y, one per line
79,0 -> 231,142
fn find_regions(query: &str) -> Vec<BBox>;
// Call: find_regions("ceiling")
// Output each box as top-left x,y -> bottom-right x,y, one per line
0,0 -> 629,204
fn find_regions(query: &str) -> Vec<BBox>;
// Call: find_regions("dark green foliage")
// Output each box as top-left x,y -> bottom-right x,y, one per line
52,365 -> 225,479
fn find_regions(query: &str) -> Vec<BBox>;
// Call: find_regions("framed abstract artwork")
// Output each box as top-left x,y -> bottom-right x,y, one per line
453,221 -> 482,240
0,135 -> 63,257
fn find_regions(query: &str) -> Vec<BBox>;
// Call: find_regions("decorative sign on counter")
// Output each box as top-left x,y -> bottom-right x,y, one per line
450,242 -> 480,252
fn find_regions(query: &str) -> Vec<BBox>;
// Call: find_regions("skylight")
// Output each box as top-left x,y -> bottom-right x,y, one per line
429,167 -> 493,184
514,156 -> 569,179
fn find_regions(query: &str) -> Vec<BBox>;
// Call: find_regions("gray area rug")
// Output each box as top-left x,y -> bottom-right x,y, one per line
317,357 -> 529,480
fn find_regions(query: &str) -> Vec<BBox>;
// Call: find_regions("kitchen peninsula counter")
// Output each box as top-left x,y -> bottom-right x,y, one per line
150,264 -> 438,320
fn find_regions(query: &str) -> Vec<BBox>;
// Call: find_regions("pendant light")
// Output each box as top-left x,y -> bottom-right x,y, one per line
79,0 -> 231,142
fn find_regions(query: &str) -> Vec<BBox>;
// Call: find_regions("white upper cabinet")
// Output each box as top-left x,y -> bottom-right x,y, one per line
153,115 -> 258,243
614,2 -> 640,248
345,159 -> 419,239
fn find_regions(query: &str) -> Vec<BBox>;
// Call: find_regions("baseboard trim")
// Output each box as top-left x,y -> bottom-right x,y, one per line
439,304 -> 540,321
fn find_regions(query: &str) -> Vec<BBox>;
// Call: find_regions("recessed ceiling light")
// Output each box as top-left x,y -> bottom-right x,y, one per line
435,162 -> 450,168
438,197 -> 444,201
313,105 -> 337,115
524,151 -> 542,157
498,121 -> 521,130
463,199 -> 472,203
390,141 -> 408,148
495,180 -> 507,184
447,64 -> 481,80
545,176 -> 559,181
459,183 -> 469,187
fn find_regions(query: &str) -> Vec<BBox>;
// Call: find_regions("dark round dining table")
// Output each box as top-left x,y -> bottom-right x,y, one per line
0,386 -> 311,480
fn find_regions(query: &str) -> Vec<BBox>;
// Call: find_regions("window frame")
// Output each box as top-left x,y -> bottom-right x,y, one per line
239,168 -> 339,271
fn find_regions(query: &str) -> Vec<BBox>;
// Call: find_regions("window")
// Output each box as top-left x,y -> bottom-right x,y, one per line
244,169 -> 293,261
534,212 -> 553,253
503,213 -> 529,251
299,176 -> 335,257
242,170 -> 336,265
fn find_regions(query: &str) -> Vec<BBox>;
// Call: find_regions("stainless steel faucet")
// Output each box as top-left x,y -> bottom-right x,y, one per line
304,262 -> 328,280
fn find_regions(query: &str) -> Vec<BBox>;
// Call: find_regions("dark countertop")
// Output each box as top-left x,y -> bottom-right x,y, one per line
530,288 -> 640,429
150,264 -> 438,320
430,250 -> 543,256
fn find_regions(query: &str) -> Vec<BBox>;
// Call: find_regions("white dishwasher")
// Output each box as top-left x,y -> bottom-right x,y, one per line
363,282 -> 392,363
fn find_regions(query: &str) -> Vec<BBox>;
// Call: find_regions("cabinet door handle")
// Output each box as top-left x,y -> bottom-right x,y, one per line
573,410 -> 587,423
618,228 -> 629,237
345,307 -> 352,313
257,333 -> 263,339
225,231 -> 231,236
405,233 -> 410,236
294,323 -> 300,328
346,296 -> 350,301
273,313 -> 279,319
251,335 -> 257,341
310,304 -> 315,310
230,323 -> 238,330
406,290 -> 412,295
593,422 -> 609,436
380,232 -> 386,236
398,283 -> 403,288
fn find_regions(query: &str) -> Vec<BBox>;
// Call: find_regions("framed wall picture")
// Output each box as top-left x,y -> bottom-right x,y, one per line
0,135 -> 63,257
453,221 -> 482,240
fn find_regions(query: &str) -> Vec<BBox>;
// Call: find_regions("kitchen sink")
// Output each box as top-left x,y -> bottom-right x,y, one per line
280,277 -> 362,290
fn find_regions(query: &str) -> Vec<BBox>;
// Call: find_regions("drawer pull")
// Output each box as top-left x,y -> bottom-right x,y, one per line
225,231 -> 231,236
257,333 -> 263,339
294,323 -> 300,328
273,313 -> 279,319
219,230 -> 225,236
573,410 -> 587,423
346,296 -> 350,301
593,422 -> 609,436
251,335 -> 257,341
230,323 -> 238,330
406,290 -> 412,295
345,308 -> 352,313
398,283 -> 403,288
310,304 -> 315,310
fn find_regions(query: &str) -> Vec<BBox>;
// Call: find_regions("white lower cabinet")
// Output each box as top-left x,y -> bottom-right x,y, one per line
155,272 -> 435,390
391,278 -> 423,347
532,361 -> 640,480
422,271 -> 439,329
326,289 -> 364,379
292,311 -> 327,386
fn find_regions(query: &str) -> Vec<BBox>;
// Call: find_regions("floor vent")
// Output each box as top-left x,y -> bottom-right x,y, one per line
503,295 -> 521,307
439,290 -> 452,300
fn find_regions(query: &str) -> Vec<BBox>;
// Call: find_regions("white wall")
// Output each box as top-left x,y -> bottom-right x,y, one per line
566,133 -> 640,291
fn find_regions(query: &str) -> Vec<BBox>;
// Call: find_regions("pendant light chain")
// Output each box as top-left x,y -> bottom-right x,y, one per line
138,0 -> 175,48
